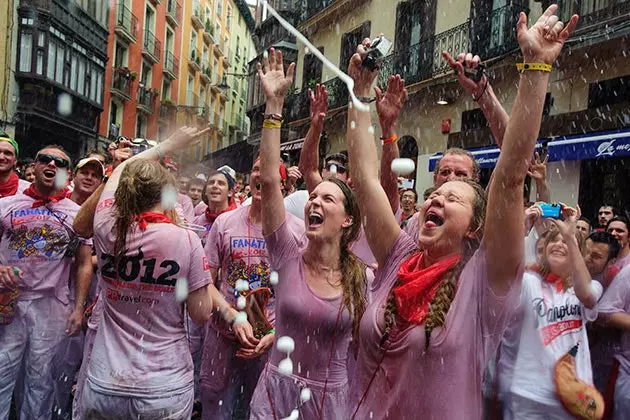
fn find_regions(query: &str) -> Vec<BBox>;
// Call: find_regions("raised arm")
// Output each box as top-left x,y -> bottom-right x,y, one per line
298,84 -> 327,192
527,152 -> 551,202
443,52 -> 510,148
376,75 -> 407,214
346,40 -> 402,267
483,6 -> 578,294
257,48 -> 296,236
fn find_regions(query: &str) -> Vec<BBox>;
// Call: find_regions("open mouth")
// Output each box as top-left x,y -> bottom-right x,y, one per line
308,211 -> 324,227
43,169 -> 56,180
424,211 -> 444,228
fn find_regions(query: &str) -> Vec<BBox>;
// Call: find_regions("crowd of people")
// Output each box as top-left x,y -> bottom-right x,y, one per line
0,5 -> 629,420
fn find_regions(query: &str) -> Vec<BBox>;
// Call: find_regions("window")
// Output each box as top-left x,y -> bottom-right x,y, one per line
19,29 -> 33,72
588,76 -> 630,109
145,6 -> 155,32
302,47 -> 324,90
340,22 -> 370,69
203,46 -> 208,65
136,114 -> 147,137
162,79 -> 171,100
114,42 -> 127,68
187,76 -> 194,105
190,30 -> 198,58
226,6 -> 232,31
216,0 -> 223,18
141,61 -> 152,86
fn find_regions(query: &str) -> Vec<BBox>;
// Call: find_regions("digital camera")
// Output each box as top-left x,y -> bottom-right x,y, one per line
539,203 -> 562,219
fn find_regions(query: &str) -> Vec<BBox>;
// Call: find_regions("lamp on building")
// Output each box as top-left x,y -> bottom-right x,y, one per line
216,74 -> 230,91
436,97 -> 451,106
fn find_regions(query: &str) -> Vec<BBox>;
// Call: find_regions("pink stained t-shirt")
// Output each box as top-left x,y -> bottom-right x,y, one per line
599,265 -> 630,372
348,231 -> 521,420
402,211 -> 420,244
177,192 -> 195,222
87,191 -> 211,397
0,194 -> 91,304
194,201 -> 208,216
265,220 -> 372,383
204,205 -> 306,334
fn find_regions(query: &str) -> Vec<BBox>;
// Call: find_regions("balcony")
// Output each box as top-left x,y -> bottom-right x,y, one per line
166,0 -> 181,27
186,90 -> 199,111
222,47 -> 231,68
159,101 -> 177,124
191,0 -> 204,30
203,21 -> 215,44
142,29 -> 161,64
200,66 -> 212,84
115,3 -> 138,44
470,3 -> 527,60
163,51 -> 179,80
556,0 -> 630,29
148,0 -> 161,6
213,37 -> 225,57
231,115 -> 244,132
137,87 -> 157,114
297,0 -> 368,31
19,0 -> 52,10
188,49 -> 201,73
111,69 -> 134,101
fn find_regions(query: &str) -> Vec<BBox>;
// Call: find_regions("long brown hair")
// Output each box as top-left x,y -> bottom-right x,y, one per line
529,226 -> 585,291
383,178 -> 487,349
324,177 -> 367,344
113,160 -> 180,259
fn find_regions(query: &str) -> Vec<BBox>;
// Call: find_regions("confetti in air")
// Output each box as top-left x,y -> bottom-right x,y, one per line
270,270 -> 279,286
54,170 -> 68,190
237,295 -> 246,310
350,121 -> 356,130
300,387 -> 312,403
276,335 -> 295,353
175,278 -> 188,302
57,93 -> 73,116
390,158 -> 416,176
160,185 -> 178,210
233,311 -> 248,325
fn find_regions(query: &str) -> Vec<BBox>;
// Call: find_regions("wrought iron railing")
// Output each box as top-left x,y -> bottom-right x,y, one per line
164,51 -> 179,76
112,70 -> 132,98
556,0 -> 630,26
116,3 -> 138,40
143,29 -> 161,62
166,0 -> 182,25
137,88 -> 156,113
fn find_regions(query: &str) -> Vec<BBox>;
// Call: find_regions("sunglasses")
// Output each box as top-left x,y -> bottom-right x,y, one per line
36,153 -> 70,168
325,163 -> 347,174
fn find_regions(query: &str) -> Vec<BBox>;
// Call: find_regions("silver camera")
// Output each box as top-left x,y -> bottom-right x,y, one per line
362,36 -> 393,71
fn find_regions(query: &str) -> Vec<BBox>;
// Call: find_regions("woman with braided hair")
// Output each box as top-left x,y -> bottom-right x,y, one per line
247,48 -> 371,419
344,5 -> 578,419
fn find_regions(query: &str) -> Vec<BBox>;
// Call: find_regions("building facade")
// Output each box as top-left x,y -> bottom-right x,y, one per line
287,0 -> 630,221
98,0 -> 182,151
13,0 -> 109,158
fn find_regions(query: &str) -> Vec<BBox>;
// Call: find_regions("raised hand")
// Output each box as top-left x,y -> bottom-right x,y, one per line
527,152 -> 549,181
551,203 -> 579,239
164,126 -> 211,152
309,84 -> 328,128
375,75 -> 407,133
256,48 -> 296,101
517,5 -> 579,65
442,51 -> 487,99
348,38 -> 379,97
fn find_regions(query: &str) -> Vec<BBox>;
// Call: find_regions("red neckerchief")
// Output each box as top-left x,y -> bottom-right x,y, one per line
134,212 -> 173,231
205,201 -> 237,224
393,252 -> 461,324
23,184 -> 69,208
0,172 -> 19,198
531,265 -> 565,292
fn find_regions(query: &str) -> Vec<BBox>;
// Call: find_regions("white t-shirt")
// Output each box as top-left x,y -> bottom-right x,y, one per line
283,190 -> 308,220
508,271 -> 603,406
524,228 -> 539,266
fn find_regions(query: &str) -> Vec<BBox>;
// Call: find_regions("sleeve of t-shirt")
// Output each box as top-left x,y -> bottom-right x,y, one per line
204,218 -> 223,271
186,231 -> 212,293
598,267 -> 629,315
93,191 -> 116,240
582,280 -> 604,322
265,219 -> 301,270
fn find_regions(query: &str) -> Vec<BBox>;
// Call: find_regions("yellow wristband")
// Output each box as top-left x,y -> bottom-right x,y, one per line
516,62 -> 552,73
263,119 -> 283,129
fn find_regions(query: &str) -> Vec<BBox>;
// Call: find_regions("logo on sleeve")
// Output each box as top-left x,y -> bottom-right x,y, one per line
203,256 -> 210,271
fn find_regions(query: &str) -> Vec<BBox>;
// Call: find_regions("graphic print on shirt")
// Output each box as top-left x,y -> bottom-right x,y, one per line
8,223 -> 68,259
226,235 -> 273,299
532,296 -> 584,345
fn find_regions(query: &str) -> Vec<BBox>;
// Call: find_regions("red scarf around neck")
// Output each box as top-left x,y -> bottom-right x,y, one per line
393,252 -> 461,325
23,184 -> 69,208
135,212 -> 173,231
531,265 -> 565,292
0,172 -> 19,198
205,201 -> 237,224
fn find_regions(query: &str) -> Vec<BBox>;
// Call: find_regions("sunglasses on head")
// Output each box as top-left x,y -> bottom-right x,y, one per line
325,163 -> 347,174
36,153 -> 70,168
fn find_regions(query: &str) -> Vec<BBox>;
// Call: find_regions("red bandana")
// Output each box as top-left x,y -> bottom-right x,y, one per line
0,172 -> 19,198
134,212 -> 173,231
205,201 -> 237,224
23,184 -> 69,208
531,265 -> 565,292
393,252 -> 461,325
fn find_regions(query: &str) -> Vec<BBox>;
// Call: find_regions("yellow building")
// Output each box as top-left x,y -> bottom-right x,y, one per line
0,0 -> 18,138
287,0 -> 630,218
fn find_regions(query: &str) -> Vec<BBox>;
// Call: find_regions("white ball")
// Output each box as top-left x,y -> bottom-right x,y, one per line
390,158 -> 415,176
233,311 -> 247,325
300,387 -> 312,403
175,278 -> 188,302
236,295 -> 246,310
277,357 -> 293,376
270,271 -> 279,286
276,335 -> 295,353
235,279 -> 249,292
57,93 -> 73,116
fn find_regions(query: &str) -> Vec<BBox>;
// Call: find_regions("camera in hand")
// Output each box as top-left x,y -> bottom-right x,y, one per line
362,36 -> 393,71
463,64 -> 486,82
539,203 -> 562,219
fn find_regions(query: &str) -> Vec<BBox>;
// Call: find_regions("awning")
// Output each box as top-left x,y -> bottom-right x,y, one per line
428,128 -> 630,171
203,140 -> 255,174
280,138 -> 305,151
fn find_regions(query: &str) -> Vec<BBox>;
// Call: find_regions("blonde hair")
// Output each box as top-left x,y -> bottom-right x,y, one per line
383,178 -> 487,349
113,160 -> 180,259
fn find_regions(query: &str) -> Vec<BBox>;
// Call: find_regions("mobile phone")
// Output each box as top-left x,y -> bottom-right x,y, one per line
464,64 -> 485,82
539,203 -> 562,219
132,145 -> 148,155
